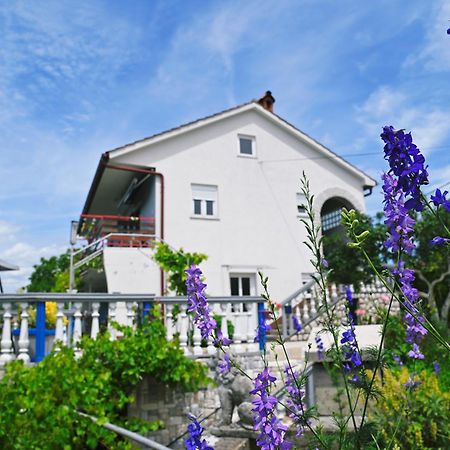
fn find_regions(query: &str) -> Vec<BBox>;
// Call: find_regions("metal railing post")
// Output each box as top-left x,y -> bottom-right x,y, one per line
35,301 -> 46,362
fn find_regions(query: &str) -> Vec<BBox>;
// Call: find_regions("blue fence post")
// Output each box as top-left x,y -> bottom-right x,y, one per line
35,301 -> 46,362
143,302 -> 152,323
257,301 -> 266,352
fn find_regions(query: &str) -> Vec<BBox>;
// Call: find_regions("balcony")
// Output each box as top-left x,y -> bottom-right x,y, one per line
79,214 -> 156,247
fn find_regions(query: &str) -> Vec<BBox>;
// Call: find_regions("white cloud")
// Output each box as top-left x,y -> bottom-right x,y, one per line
0,241 -> 66,293
403,0 -> 450,72
356,85 -> 450,153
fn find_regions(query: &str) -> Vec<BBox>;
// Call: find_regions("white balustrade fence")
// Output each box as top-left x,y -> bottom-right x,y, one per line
0,293 -> 263,367
0,280 -> 393,368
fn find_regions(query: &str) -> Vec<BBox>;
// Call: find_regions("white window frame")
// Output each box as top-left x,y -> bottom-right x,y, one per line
229,273 -> 256,296
237,134 -> 256,158
191,184 -> 219,219
229,273 -> 257,313
296,192 -> 308,217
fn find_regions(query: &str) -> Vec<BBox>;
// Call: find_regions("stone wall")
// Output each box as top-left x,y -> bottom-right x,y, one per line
127,375 -> 219,447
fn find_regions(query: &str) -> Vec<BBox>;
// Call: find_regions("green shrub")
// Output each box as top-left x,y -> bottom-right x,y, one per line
370,367 -> 450,449
384,313 -> 450,391
0,311 -> 210,449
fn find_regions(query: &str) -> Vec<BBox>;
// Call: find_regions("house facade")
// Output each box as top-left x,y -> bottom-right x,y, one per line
77,92 -> 376,304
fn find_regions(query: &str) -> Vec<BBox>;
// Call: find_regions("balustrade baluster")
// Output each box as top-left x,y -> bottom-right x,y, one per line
220,303 -> 229,340
166,305 -> 174,341
192,322 -> 202,354
310,292 -> 317,317
90,302 -> 100,339
178,312 -> 188,348
73,302 -> 83,357
17,302 -> 30,363
246,303 -> 256,343
126,302 -> 135,328
54,302 -> 65,351
0,303 -> 15,367
108,302 -> 117,341
303,296 -> 310,323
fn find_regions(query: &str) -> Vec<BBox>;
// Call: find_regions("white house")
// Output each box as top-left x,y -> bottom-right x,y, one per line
76,91 -> 376,305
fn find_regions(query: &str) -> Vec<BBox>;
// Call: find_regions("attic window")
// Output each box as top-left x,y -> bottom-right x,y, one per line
238,135 -> 255,157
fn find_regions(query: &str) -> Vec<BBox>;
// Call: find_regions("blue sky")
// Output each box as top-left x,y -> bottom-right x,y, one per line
1,0 -> 449,292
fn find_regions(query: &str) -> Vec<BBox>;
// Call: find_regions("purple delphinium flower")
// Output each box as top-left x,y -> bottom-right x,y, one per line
315,335 -> 325,360
431,188 -> 450,212
185,265 -> 217,341
284,366 -> 306,437
382,173 -> 416,255
393,355 -> 403,366
381,126 -> 429,359
254,321 -> 272,343
213,329 -> 232,347
404,375 -> 421,391
321,258 -> 329,268
250,367 -> 292,450
350,374 -> 361,384
218,353 -> 231,375
430,236 -> 450,246
292,315 -> 302,333
433,361 -> 441,375
381,126 -> 428,212
407,342 -> 425,360
185,414 -> 214,450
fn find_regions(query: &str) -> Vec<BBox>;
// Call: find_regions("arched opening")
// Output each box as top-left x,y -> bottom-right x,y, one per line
320,197 -> 355,237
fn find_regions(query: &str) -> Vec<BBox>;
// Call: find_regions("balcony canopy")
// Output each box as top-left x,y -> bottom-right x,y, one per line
81,158 -> 155,218
0,259 -> 19,271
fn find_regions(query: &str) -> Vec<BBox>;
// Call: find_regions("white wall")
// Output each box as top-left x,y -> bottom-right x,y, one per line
110,108 -> 368,301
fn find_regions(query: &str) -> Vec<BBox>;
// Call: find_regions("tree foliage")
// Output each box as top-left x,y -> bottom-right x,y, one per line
153,242 -> 207,295
26,250 -> 103,293
323,211 -> 387,287
27,252 -> 71,292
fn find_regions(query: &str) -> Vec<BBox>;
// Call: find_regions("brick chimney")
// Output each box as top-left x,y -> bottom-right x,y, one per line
257,90 -> 275,112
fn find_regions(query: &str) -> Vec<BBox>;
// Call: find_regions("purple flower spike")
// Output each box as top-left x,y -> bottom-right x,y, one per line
381,126 -> 428,212
185,265 -> 217,341
381,126 -> 429,359
292,315 -> 302,333
185,414 -> 213,450
251,367 -> 292,450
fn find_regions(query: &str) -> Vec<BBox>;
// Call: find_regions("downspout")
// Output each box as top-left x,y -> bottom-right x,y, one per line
105,163 -> 165,296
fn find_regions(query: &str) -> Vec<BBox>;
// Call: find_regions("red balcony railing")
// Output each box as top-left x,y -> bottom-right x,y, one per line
79,214 -> 156,247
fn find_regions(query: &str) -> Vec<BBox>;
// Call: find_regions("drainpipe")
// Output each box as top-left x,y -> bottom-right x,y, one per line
105,163 -> 165,296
